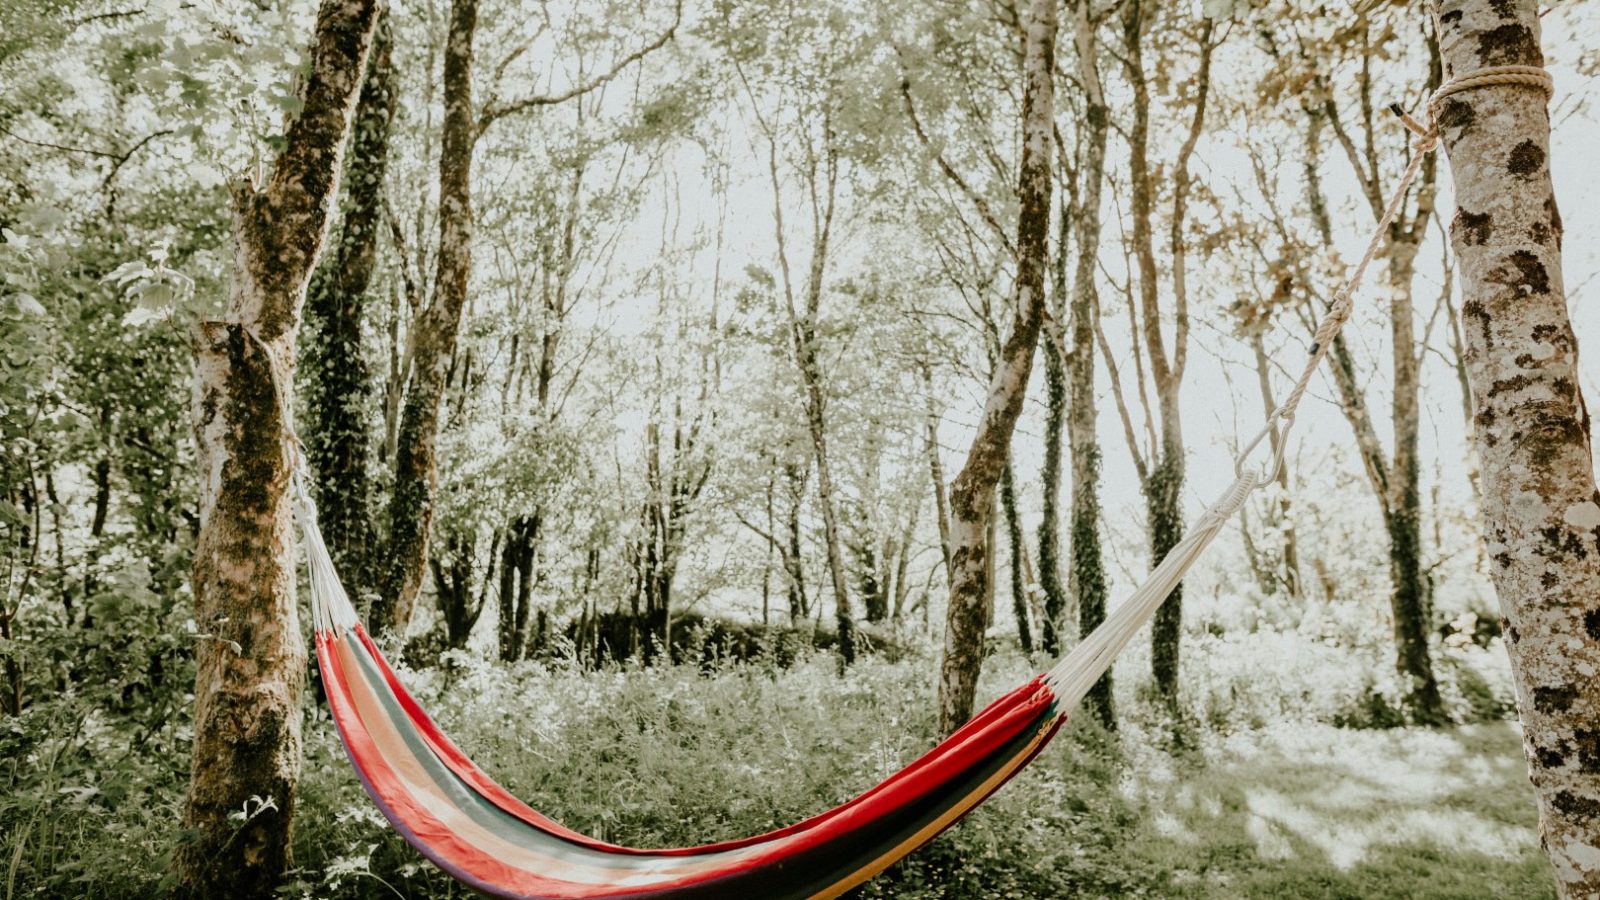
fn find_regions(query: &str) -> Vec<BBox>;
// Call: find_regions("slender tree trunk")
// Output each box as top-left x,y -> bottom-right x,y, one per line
374,0 -> 477,634
923,366 -> 954,580
1434,3 -> 1600,890
1250,332 -> 1301,596
176,2 -> 378,897
939,0 -> 1056,735
1386,246 -> 1446,721
798,252 -> 855,663
303,10 -> 394,603
1066,0 -> 1113,729
1301,29 -> 1447,719
1121,1 -> 1210,703
784,464 -> 809,620
1038,339 -> 1068,653
1000,463 -> 1032,652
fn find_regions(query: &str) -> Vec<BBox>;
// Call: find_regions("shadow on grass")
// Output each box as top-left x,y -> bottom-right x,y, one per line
1128,721 -> 1553,899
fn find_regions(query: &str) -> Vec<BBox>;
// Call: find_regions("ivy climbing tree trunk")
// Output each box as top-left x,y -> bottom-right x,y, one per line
303,7 -> 394,605
1433,1 -> 1600,891
374,0 -> 478,634
1000,463 -> 1032,652
938,0 -> 1055,735
176,1 -> 379,897
372,0 -> 676,636
1119,0 -> 1212,704
1067,0 -> 1112,729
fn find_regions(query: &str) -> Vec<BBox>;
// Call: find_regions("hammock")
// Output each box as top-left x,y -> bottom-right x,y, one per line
291,67 -> 1543,900
298,463 -> 1258,900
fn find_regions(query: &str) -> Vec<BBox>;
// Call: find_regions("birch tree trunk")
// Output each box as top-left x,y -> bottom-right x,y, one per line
176,2 -> 379,896
303,8 -> 394,604
1068,0 -> 1112,729
938,0 -> 1055,734
1433,1 -> 1600,891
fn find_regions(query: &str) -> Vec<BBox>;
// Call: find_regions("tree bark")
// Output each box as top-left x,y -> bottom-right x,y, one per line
373,0 -> 478,635
1000,463 -> 1032,652
938,0 -> 1056,735
1120,1 -> 1211,703
176,2 -> 379,897
303,9 -> 394,604
1433,2 -> 1600,891
1065,0 -> 1113,729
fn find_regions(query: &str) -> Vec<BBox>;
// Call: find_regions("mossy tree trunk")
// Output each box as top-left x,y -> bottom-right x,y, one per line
1119,0 -> 1212,705
373,0 -> 478,635
1433,1 -> 1600,891
176,1 -> 379,897
1037,335 -> 1068,654
1000,463 -> 1032,652
373,0 -> 676,637
938,0 -> 1056,735
1064,0 -> 1113,729
303,8 -> 394,605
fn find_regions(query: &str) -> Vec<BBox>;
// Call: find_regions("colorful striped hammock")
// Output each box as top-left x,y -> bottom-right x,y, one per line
295,467 -> 1263,900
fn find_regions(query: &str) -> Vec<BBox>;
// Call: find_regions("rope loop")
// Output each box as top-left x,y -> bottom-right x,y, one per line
1426,64 -> 1553,130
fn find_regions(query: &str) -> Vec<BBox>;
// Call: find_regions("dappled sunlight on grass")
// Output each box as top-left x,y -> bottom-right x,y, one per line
1129,720 -> 1553,898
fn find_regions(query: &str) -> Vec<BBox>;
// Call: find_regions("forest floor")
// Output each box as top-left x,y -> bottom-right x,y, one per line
6,646 -> 1551,898
1122,720 -> 1552,899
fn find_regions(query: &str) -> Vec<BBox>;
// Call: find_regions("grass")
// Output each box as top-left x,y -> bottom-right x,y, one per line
1122,721 -> 1553,899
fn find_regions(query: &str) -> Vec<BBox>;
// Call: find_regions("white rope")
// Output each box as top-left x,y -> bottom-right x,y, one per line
1037,63 -> 1554,714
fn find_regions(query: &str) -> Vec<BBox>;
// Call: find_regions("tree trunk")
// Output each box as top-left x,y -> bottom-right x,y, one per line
1038,338 -> 1068,654
1000,463 -> 1032,652
784,463 -> 810,619
1250,332 -> 1301,596
1068,0 -> 1113,729
374,0 -> 477,634
303,9 -> 394,604
938,0 -> 1056,735
1385,247 -> 1446,721
798,257 -> 855,664
176,2 -> 378,897
1299,28 -> 1447,720
1121,0 -> 1210,703
1433,2 -> 1600,891
923,366 -> 954,580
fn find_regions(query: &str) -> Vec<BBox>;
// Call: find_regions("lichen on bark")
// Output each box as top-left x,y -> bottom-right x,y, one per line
1433,0 -> 1600,893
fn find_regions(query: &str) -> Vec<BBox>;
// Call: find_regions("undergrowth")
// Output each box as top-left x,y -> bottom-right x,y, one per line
0,632 -> 1545,899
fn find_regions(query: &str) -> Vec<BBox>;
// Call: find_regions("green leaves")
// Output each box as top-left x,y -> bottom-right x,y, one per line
104,243 -> 197,327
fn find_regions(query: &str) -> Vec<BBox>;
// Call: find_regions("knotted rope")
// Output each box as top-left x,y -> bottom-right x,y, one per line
1043,63 -> 1553,707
